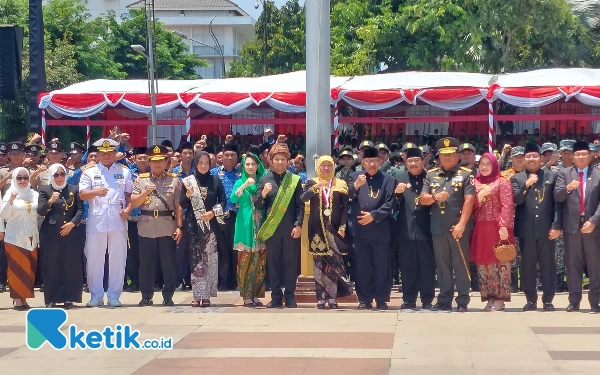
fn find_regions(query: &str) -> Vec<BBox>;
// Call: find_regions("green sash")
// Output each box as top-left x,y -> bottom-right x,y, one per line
257,172 -> 301,241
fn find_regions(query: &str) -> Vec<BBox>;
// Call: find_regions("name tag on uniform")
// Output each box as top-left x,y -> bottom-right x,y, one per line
114,173 -> 124,180
452,176 -> 462,184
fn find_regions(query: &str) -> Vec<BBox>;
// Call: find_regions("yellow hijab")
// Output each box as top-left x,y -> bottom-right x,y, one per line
313,155 -> 348,195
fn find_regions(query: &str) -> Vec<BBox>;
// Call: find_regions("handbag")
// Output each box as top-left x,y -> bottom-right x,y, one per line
494,240 -> 516,262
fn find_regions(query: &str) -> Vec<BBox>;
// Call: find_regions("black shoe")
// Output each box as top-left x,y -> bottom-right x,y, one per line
566,303 -> 580,312
46,303 -> 56,308
523,302 -> 537,311
163,299 -> 175,307
64,302 -> 74,310
0,283 -> 6,293
421,303 -> 433,310
543,303 -> 555,312
358,302 -> 373,310
400,302 -> 417,310
456,305 -> 468,313
376,302 -> 388,310
317,301 -> 326,309
266,300 -> 283,309
285,299 -> 298,308
138,298 -> 153,307
591,305 -> 600,313
83,285 -> 90,293
38,285 -> 44,292
431,303 -> 451,312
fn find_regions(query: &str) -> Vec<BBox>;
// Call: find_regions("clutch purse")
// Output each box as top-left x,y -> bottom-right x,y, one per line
494,240 -> 516,262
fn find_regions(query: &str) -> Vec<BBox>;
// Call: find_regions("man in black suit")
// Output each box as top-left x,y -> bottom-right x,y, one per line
511,143 -> 561,312
394,147 -> 435,310
348,146 -> 396,310
554,140 -> 600,313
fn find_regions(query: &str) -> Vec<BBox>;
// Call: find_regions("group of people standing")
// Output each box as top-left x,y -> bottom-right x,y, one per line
1,132 -> 599,314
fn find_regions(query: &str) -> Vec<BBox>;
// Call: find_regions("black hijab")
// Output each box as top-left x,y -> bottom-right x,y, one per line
194,151 -> 211,183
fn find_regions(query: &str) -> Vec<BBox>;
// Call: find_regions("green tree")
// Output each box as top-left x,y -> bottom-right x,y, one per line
102,9 -> 206,79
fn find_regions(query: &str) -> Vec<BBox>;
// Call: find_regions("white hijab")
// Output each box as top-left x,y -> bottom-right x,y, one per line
6,167 -> 33,201
49,163 -> 68,190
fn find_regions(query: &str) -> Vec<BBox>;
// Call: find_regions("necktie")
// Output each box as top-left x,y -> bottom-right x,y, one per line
579,171 -> 585,215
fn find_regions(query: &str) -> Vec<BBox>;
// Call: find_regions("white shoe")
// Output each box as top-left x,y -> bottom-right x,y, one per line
107,298 -> 122,307
86,299 -> 104,307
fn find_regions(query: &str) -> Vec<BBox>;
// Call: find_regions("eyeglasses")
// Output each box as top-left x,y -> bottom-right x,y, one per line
15,176 -> 29,181
53,172 -> 66,178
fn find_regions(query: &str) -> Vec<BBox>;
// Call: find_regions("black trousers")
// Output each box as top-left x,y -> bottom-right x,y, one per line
265,227 -> 299,302
520,238 -> 556,304
176,230 -> 190,286
138,236 -> 177,300
354,237 -> 392,305
564,231 -> 600,307
216,212 -> 237,289
432,233 -> 471,307
399,238 -> 436,305
125,221 -> 140,287
0,241 -> 6,286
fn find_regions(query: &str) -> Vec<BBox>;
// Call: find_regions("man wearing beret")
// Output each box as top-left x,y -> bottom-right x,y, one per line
395,147 -> 435,309
511,143 -> 561,311
421,137 -> 475,312
210,143 -> 241,291
554,141 -> 600,313
348,146 -> 396,309
541,142 -> 560,172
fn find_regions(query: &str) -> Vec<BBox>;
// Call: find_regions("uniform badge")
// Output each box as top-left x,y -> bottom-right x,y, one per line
469,175 -> 475,185
114,173 -> 124,179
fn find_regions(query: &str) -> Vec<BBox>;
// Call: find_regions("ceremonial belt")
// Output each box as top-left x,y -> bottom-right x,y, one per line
151,189 -> 176,220
140,210 -> 173,218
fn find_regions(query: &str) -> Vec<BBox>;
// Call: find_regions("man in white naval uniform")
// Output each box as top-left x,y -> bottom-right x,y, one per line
79,139 -> 133,307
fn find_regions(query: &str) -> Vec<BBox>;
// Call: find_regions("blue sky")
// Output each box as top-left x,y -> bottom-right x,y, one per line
235,0 -> 304,20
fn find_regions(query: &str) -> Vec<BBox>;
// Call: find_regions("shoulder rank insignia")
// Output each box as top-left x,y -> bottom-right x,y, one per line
167,172 -> 177,178
460,166 -> 472,173
427,168 -> 439,173
139,173 -> 150,178
81,161 -> 97,170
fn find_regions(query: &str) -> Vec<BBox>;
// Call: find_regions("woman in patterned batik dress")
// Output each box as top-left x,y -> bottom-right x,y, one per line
230,152 -> 267,307
180,151 -> 226,308
301,156 -> 352,309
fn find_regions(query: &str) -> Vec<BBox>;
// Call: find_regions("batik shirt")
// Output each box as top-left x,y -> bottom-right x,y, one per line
210,166 -> 241,213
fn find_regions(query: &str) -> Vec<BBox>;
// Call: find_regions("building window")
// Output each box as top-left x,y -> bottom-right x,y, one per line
193,45 -> 224,57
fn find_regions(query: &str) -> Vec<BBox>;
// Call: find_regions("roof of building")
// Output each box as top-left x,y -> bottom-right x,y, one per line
127,0 -> 245,12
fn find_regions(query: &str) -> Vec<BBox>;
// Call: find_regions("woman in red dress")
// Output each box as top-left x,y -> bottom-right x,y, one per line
470,152 -> 514,311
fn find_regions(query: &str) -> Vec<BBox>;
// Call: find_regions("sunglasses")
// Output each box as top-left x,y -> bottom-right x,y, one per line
53,172 -> 66,178
16,176 -> 29,181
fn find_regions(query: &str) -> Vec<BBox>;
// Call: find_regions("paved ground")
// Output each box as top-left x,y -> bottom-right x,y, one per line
0,289 -> 598,375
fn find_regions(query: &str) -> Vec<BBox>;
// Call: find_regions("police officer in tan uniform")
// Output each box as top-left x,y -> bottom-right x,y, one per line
131,145 -> 183,307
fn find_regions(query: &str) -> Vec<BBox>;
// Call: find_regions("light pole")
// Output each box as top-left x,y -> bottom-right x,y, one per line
131,44 -> 158,145
254,0 -> 268,76
172,30 -> 225,78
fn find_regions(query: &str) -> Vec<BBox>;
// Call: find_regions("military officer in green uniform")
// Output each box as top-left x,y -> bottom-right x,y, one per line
336,148 -> 356,185
379,143 -> 403,180
131,145 -> 183,307
421,137 -> 475,312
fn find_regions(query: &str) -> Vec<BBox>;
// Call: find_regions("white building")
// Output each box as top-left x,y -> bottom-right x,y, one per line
72,0 -> 256,79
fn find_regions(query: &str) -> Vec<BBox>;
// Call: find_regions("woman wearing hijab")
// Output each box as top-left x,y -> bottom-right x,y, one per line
180,151 -> 226,307
230,152 -> 266,307
301,156 -> 352,309
0,168 -> 39,310
38,163 -> 84,308
471,152 -> 515,311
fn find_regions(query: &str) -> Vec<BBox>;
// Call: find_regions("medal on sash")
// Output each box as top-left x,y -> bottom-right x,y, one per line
322,179 -> 333,217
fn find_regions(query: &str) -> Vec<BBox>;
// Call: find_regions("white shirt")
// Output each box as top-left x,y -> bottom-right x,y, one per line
0,193 -> 40,251
79,163 -> 133,233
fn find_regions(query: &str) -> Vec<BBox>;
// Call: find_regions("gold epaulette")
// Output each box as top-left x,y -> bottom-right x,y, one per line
118,163 -> 129,169
81,161 -> 96,170
460,166 -> 472,173
427,168 -> 439,173
138,173 -> 150,178
167,172 -> 177,178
